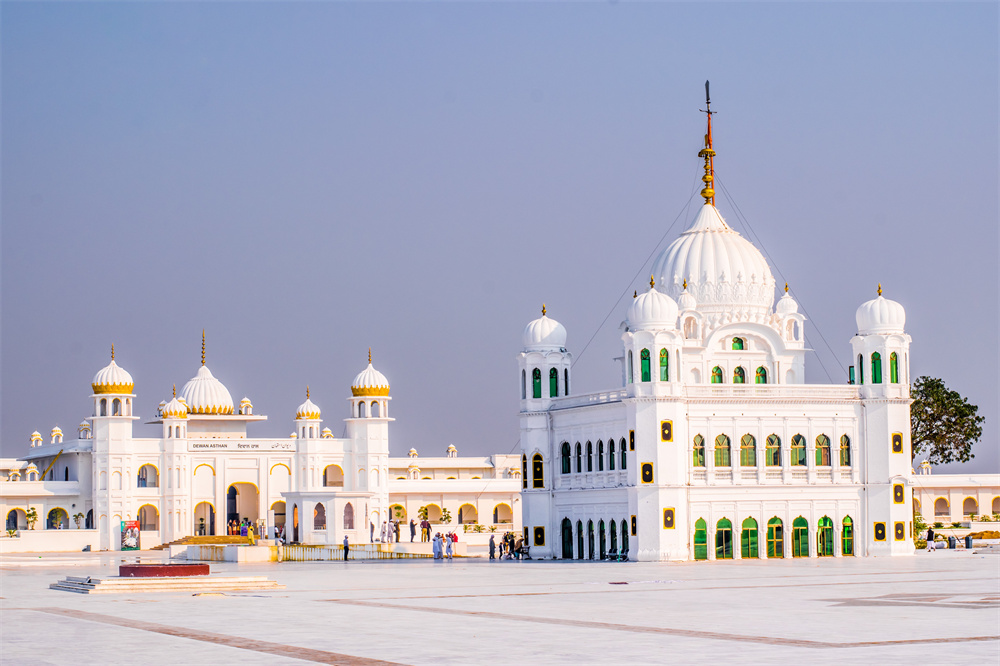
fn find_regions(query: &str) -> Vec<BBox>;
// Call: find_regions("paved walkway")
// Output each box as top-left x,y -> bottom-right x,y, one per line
2,550 -> 998,664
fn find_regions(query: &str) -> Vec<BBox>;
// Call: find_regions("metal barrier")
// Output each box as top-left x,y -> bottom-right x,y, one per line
280,543 -> 432,561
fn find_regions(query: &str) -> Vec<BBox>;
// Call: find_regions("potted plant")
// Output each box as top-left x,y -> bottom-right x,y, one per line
73,512 -> 84,529
25,507 -> 38,531
439,508 -> 452,524
6,529 -> 17,538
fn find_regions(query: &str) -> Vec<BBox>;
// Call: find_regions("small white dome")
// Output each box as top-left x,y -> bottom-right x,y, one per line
776,288 -> 799,316
25,462 -> 38,471
856,288 -> 905,334
92,359 -> 134,394
50,426 -> 62,436
677,283 -> 697,311
408,448 -> 418,458
296,395 -> 321,420
522,307 -> 567,351
320,427 -> 333,439
627,282 -> 678,330
352,360 -> 390,397
30,431 -> 42,444
162,396 -> 188,419
180,365 -> 235,415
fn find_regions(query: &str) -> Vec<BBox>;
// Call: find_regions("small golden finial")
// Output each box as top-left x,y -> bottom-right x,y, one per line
682,279 -> 688,290
306,385 -> 310,399
111,343 -> 115,361
633,290 -> 637,298
784,282 -> 789,293
541,304 -> 547,316
877,283 -> 882,296
698,80 -> 717,206
650,275 -> 655,289
201,330 -> 206,365
368,347 -> 372,365
172,384 -> 176,398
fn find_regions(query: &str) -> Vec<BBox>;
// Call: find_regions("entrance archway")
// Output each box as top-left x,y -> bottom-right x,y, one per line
194,502 -> 215,536
227,483 -> 260,526
6,509 -> 25,531
561,518 -> 573,559
293,504 -> 299,542
47,508 -> 68,530
271,501 -> 286,539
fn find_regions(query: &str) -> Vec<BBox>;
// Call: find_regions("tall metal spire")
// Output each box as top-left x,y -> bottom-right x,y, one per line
698,80 -> 717,206
201,330 -> 206,366
111,343 -> 115,361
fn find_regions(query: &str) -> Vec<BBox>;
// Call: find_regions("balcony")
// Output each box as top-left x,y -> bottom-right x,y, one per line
0,480 -> 81,498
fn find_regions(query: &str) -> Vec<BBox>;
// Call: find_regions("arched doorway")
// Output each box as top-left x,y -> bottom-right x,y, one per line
792,517 -> 809,557
293,504 -> 299,542
576,520 -> 584,560
817,516 -> 834,556
767,518 -> 784,558
138,505 -> 159,532
85,509 -> 94,529
47,508 -> 68,530
271,501 -> 286,539
715,518 -> 733,559
194,502 -> 215,536
314,503 -> 327,530
227,483 -> 260,527
741,517 -> 758,558
561,518 -> 573,559
598,520 -> 606,559
458,504 -> 477,524
693,518 -> 708,560
6,509 -> 25,531
587,520 -> 595,559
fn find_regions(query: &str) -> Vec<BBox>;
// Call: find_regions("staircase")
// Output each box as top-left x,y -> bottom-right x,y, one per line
51,574 -> 285,594
151,535 -> 251,550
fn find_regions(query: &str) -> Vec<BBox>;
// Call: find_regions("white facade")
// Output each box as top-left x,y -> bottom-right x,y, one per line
518,117 -> 920,562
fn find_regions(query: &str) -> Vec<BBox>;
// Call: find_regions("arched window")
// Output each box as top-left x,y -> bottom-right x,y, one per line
840,435 -> 852,466
755,366 -> 767,384
934,497 -> 949,517
608,440 -> 615,471
792,517 -> 809,557
993,497 -> 1000,514
532,368 -> 542,399
816,516 -> 834,556
561,518 -> 574,559
692,435 -> 706,467
521,455 -> 527,490
963,497 -> 978,516
564,368 -> 569,396
711,366 -> 723,384
693,518 -> 708,560
889,352 -> 899,383
577,520 -> 584,560
858,354 -> 864,384
587,520 -> 595,560
732,337 -> 744,350
598,520 -> 607,559
871,352 -> 882,384
586,442 -> 593,472
575,443 -> 582,473
716,518 -> 733,559
841,516 -> 854,556
597,441 -> 604,471
815,435 -> 831,466
560,442 -> 571,474
740,434 -> 756,467
358,401 -> 367,418
100,398 -> 108,416
549,368 -> 559,398
620,519 -> 629,559
767,517 -> 784,558
137,505 -> 158,532
659,348 -> 669,381
714,435 -> 731,467
521,369 -> 526,399
314,503 -> 327,530
531,454 -> 544,489
112,398 -> 122,416
343,503 -> 354,529
684,317 -> 697,339
741,517 -> 758,559
733,367 -> 746,384
609,518 -> 618,555
640,349 -> 651,382
137,465 -> 159,488
765,434 -> 781,466
620,438 -> 627,470
371,401 -> 380,418
790,434 -> 806,466
627,351 -> 634,383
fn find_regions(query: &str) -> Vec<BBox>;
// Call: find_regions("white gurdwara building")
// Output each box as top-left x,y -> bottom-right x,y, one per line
517,110 -> 915,562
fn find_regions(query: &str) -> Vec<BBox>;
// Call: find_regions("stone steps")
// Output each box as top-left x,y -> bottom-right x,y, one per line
50,575 -> 285,594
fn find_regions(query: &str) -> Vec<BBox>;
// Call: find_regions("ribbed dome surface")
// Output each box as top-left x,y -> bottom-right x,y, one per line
92,360 -> 135,394
651,205 -> 775,316
776,291 -> 799,315
522,313 -> 567,351
296,397 -> 321,420
352,363 -> 390,397
856,294 -> 905,334
180,365 -> 235,415
627,286 -> 679,330
162,396 -> 188,419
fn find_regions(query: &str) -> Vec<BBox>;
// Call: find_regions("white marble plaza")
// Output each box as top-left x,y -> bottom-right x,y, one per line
1,550 -> 997,664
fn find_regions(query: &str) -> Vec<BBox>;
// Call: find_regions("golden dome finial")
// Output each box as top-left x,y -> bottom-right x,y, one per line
698,80 -> 717,206
111,343 -> 115,361
368,347 -> 372,365
877,283 -> 882,296
633,290 -> 637,299
306,385 -> 310,399
541,304 -> 547,316
172,384 -> 176,398
650,275 -> 655,289
201,330 -> 206,366
784,282 -> 789,293
682,279 -> 688,290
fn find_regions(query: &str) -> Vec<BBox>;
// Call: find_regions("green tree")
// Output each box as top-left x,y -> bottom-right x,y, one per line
73,512 -> 84,528
25,507 -> 38,530
910,376 -> 984,465
417,506 -> 428,520
439,507 -> 452,524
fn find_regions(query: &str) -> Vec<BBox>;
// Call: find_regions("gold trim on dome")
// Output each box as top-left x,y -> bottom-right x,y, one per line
187,404 -> 235,415
352,386 -> 390,397
92,382 -> 135,394
296,410 -> 321,420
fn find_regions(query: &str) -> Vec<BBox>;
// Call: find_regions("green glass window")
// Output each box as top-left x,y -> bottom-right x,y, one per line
692,435 -> 705,467
791,434 -> 806,466
608,440 -> 615,471
586,442 -> 593,472
561,518 -> 574,559
597,441 -> 604,471
765,434 -> 781,466
711,366 -> 723,384
840,435 -> 851,466
694,518 -> 708,560
849,366 -> 856,385
871,352 -> 882,384
716,518 -> 733,559
575,443 -> 582,473
792,517 -> 809,557
620,438 -> 627,470
842,516 -> 854,556
755,366 -> 767,384
767,518 -> 784,558
714,435 -> 731,467
659,348 -> 669,381
733,366 -> 746,384
521,454 -> 527,489
531,454 -> 544,489
598,520 -> 606,559
640,349 -> 651,382
889,352 -> 899,383
740,434 -> 756,467
560,442 -> 571,474
732,337 -> 744,350
817,516 -> 834,557
815,434 -> 831,466
627,351 -> 633,383
532,368 -> 542,399
858,354 -> 864,384
549,368 -> 559,398
741,517 -> 759,559
620,519 -> 629,558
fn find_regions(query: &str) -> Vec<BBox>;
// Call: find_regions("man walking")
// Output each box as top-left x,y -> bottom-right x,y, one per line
343,535 -> 349,561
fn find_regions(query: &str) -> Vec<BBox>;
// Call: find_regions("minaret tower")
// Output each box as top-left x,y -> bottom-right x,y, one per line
347,349 -> 392,530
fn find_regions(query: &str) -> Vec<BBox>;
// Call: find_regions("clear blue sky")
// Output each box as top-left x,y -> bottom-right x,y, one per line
3,2 -> 997,472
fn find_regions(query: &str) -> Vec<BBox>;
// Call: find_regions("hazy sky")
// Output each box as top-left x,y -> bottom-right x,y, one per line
2,3 -> 997,473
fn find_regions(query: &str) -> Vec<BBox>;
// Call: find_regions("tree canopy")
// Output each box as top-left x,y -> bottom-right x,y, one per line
910,376 -> 984,464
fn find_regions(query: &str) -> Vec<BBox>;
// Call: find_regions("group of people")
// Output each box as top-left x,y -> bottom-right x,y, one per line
432,531 -> 459,559
488,532 -> 525,560
228,518 -> 256,541
370,519 -> 402,543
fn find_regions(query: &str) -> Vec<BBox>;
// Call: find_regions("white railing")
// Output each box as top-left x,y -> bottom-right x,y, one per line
684,385 -> 860,401
550,389 -> 628,410
281,543 -> 431,561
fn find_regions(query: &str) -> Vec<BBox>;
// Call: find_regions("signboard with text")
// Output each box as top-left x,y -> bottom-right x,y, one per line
121,520 -> 140,551
187,440 -> 296,452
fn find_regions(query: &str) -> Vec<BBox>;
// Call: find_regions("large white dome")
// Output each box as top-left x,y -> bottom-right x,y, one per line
651,204 -> 776,316
627,283 -> 678,330
352,362 -> 390,397
856,290 -> 905,335
180,365 -> 234,415
522,308 -> 567,351
92,359 -> 134,394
